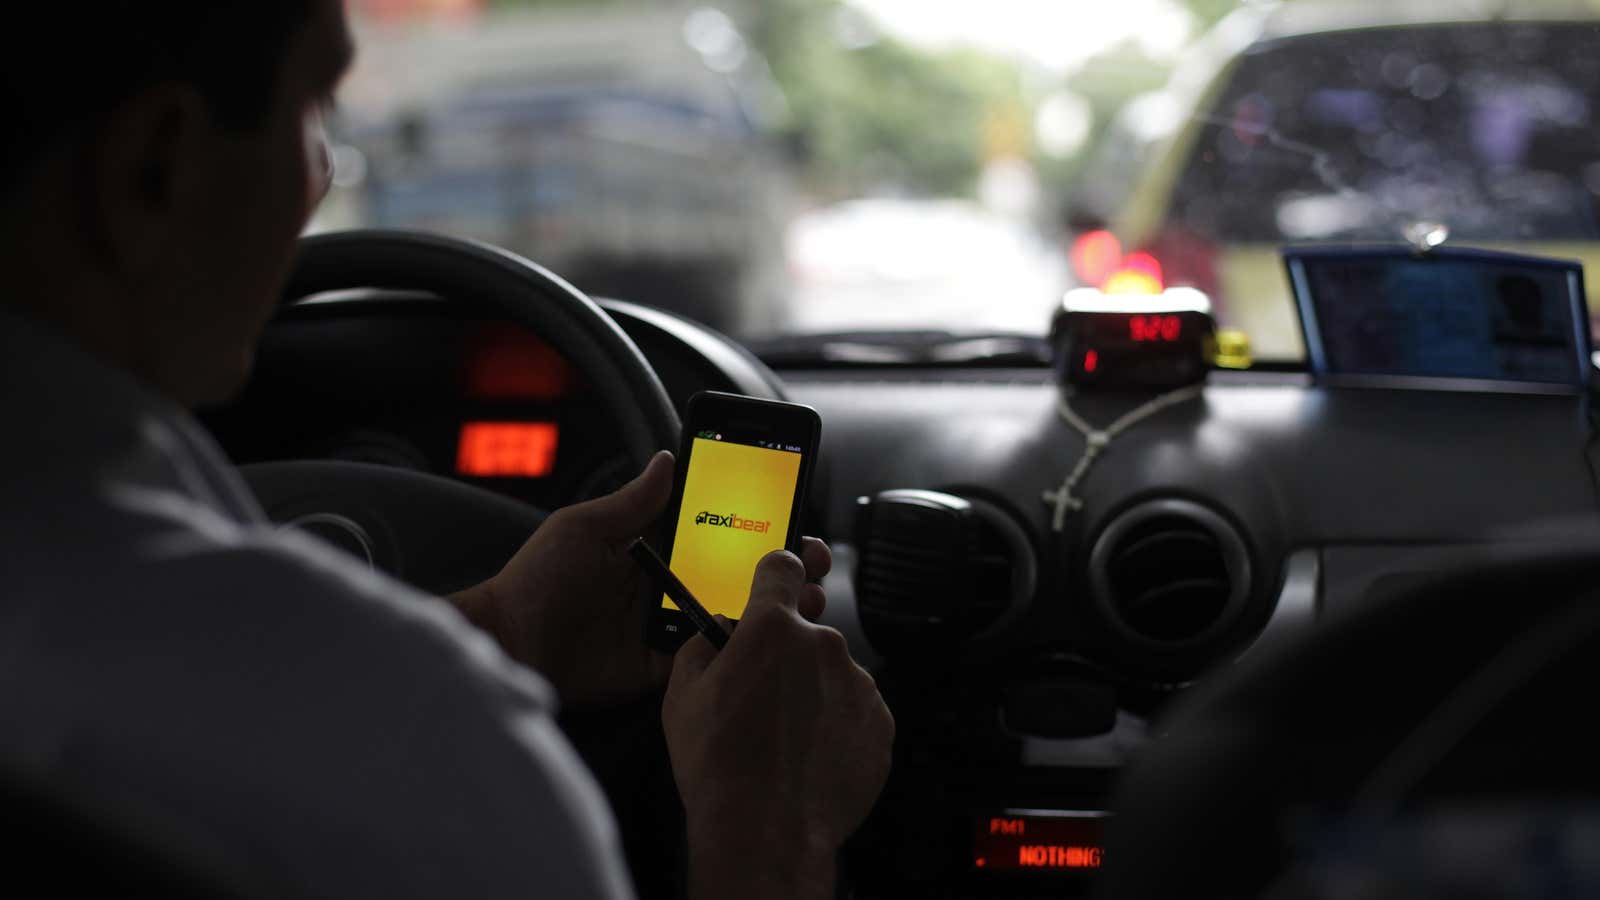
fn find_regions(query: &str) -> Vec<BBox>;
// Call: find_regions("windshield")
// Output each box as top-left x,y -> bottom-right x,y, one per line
315,0 -> 1600,362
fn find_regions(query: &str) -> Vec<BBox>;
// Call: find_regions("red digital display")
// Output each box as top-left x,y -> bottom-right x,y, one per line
465,325 -> 571,401
1129,314 -> 1183,342
972,812 -> 1107,873
456,422 -> 559,478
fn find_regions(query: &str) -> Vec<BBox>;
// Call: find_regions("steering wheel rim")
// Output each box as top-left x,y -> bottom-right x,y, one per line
239,229 -> 681,595
284,229 -> 680,461
238,230 -> 692,895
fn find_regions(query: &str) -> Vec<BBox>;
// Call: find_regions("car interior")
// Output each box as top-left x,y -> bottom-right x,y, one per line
182,224 -> 1600,898
19,1 -> 1600,898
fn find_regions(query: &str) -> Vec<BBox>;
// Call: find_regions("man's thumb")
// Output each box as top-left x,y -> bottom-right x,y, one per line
743,550 -> 805,615
579,450 -> 674,538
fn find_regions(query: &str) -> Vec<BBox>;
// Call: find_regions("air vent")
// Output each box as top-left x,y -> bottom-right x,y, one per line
1089,499 -> 1251,649
855,489 -> 1035,656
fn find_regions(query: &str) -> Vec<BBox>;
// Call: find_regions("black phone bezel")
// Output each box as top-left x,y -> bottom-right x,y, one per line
645,391 -> 821,652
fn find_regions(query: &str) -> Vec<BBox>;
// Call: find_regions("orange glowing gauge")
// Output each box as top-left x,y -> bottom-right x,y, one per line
465,325 -> 571,401
456,422 -> 559,478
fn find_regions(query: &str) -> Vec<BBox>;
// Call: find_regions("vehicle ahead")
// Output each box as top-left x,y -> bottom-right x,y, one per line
1080,1 -> 1600,362
318,5 -> 790,334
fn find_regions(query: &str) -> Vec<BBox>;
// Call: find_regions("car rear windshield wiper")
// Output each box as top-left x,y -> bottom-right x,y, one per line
748,331 -> 1052,367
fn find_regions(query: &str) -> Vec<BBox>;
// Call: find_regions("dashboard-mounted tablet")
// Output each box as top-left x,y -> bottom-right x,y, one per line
1283,245 -> 1592,394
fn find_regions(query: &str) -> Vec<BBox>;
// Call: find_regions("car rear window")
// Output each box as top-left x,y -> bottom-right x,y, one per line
1168,22 -> 1600,244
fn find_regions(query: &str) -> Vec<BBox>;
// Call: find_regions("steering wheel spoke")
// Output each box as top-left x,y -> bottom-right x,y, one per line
242,460 -> 546,596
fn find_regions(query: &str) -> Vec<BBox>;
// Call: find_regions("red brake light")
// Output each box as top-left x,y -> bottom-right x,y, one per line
1071,232 -> 1167,296
1070,229 -> 1123,287
1121,251 -> 1163,282
1102,251 -> 1166,295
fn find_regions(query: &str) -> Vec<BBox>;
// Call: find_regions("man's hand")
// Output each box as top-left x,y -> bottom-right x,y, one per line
663,550 -> 894,900
450,451 -> 833,707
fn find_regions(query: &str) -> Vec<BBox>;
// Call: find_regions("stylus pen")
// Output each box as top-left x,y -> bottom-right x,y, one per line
628,538 -> 730,651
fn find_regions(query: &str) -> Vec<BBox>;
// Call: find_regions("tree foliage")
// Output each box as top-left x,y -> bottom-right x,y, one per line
484,0 -> 1245,200
746,0 -> 1029,198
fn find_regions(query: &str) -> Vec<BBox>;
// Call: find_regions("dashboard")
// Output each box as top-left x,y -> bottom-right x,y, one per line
206,292 -> 1600,900
791,366 -> 1599,898
207,303 -> 605,509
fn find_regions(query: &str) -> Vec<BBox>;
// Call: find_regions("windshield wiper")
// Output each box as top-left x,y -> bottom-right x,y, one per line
748,331 -> 1052,367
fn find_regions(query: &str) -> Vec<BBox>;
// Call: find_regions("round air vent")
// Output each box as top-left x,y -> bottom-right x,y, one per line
1088,498 -> 1251,649
855,489 -> 1036,655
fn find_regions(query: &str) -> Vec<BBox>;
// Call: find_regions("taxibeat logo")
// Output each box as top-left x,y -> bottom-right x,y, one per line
694,510 -> 772,534
664,436 -> 802,618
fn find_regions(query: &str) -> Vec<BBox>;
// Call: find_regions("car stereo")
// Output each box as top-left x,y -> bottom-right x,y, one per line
972,809 -> 1108,874
1284,245 -> 1592,393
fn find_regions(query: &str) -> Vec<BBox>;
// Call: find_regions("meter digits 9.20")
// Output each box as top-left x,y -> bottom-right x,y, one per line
1049,289 -> 1217,390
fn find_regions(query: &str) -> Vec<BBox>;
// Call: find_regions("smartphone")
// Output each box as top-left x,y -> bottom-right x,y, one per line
646,391 -> 821,652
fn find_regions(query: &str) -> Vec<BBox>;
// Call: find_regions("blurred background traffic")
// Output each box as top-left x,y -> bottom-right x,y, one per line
315,0 -> 1600,362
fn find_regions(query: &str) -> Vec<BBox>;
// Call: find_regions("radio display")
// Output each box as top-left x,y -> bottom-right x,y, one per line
972,810 -> 1108,873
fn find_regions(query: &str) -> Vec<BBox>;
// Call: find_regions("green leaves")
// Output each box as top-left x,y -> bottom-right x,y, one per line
750,0 -> 1025,197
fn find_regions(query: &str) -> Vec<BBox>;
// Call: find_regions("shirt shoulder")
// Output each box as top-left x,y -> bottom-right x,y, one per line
1,520 -> 632,900
0,307 -> 634,897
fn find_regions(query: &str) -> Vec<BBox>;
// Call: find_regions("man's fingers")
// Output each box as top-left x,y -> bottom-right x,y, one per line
744,550 -> 806,615
574,450 -> 674,539
670,631 -> 718,686
647,645 -> 675,688
798,537 -> 832,583
797,583 -> 827,622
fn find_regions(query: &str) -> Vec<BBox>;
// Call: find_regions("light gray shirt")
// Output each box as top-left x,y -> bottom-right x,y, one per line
0,306 -> 634,899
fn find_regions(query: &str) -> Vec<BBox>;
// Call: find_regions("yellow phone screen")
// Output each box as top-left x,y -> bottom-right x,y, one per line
664,436 -> 804,619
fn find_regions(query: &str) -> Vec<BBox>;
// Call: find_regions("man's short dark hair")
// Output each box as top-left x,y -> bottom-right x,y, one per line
2,2 -> 315,197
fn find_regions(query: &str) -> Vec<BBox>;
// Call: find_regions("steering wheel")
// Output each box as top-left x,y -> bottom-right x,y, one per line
240,229 -> 680,596
241,230 -> 689,898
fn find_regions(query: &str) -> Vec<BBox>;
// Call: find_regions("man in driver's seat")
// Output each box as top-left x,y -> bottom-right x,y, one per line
0,3 -> 892,898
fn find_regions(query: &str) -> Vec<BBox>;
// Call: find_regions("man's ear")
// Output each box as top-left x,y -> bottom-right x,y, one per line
87,83 -> 213,287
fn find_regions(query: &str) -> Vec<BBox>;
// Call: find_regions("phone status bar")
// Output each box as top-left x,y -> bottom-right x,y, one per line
695,431 -> 802,454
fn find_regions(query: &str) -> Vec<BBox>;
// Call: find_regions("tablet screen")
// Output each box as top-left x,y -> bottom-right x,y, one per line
1287,248 -> 1589,388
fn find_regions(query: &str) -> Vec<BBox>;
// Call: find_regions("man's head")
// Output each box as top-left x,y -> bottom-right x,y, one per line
1,2 -> 353,407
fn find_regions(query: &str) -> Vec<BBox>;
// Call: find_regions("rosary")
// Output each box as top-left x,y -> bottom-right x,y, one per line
1042,384 -> 1205,532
